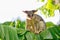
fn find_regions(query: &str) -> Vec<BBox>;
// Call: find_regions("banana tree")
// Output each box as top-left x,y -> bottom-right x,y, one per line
0,0 -> 60,40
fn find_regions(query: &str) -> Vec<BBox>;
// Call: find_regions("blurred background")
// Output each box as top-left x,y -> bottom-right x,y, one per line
0,0 -> 59,25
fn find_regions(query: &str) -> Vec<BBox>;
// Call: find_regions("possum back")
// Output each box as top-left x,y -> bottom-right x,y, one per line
32,14 -> 46,34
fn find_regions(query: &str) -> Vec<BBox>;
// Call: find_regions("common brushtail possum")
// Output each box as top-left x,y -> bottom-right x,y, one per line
23,10 -> 46,34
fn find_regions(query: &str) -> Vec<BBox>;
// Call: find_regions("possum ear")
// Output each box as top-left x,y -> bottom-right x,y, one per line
32,10 -> 37,13
23,11 -> 28,13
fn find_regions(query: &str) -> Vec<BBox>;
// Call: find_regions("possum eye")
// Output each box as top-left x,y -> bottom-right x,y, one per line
32,14 -> 33,16
28,15 -> 30,17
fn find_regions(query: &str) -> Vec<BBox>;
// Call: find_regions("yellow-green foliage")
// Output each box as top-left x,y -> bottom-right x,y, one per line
37,0 -> 59,17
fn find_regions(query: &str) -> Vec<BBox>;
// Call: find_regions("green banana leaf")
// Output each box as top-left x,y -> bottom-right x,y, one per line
0,21 -> 60,40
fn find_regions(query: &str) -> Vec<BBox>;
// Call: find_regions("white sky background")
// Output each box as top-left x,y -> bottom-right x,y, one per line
0,0 -> 59,25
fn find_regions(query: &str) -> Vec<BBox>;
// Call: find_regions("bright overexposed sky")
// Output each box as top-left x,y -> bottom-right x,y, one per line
0,0 -> 59,24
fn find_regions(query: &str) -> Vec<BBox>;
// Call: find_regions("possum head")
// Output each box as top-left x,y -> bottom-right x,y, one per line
23,10 -> 37,18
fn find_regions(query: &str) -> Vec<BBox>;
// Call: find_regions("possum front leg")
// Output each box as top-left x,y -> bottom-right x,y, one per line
26,19 -> 35,32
